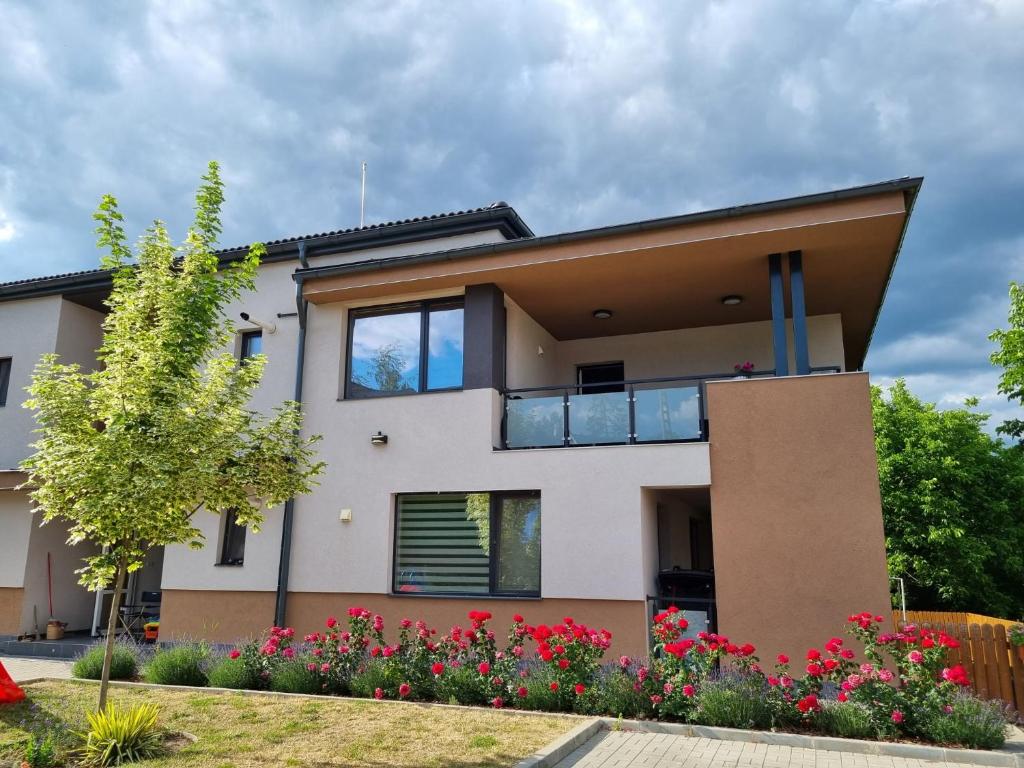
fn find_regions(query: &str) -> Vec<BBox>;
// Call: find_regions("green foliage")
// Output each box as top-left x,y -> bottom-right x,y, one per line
431,662 -> 487,707
73,644 -> 139,681
142,642 -> 210,687
990,280 -> 1024,441
585,666 -> 655,719
349,660 -> 407,701
872,379 -> 1024,616
269,659 -> 323,695
23,733 -> 57,768
20,161 -> 324,591
76,702 -> 163,766
921,694 -> 1007,749
692,674 -> 772,730
207,657 -> 259,690
816,701 -> 876,740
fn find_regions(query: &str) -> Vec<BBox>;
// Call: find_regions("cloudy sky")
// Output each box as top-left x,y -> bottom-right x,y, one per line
2,1 -> 1022,426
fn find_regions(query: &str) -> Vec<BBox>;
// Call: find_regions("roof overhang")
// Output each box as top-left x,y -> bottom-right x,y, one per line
297,178 -> 922,371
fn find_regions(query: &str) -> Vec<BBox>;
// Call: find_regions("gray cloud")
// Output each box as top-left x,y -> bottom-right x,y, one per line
1,0 -> 1022,426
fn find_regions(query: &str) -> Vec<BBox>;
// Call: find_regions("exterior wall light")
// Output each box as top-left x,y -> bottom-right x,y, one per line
721,295 -> 743,306
371,431 -> 389,445
592,309 -> 613,319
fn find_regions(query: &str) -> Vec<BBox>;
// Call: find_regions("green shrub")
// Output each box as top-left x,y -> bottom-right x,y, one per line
76,702 -> 163,766
431,662 -> 487,706
142,642 -> 210,687
816,700 -> 876,740
72,642 -> 140,681
922,695 -> 1007,750
23,734 -> 57,768
586,666 -> 654,719
693,674 -> 772,730
349,658 -> 407,700
207,657 -> 259,690
517,665 -> 563,712
269,659 -> 322,694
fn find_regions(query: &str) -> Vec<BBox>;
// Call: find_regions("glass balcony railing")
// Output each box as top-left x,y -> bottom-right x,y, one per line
503,374 -> 722,449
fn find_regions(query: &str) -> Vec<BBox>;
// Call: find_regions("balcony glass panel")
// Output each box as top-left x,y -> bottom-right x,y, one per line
633,384 -> 701,441
506,394 -> 564,448
569,391 -> 629,445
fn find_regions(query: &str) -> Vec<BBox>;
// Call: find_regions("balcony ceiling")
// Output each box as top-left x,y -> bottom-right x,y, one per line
301,185 -> 916,371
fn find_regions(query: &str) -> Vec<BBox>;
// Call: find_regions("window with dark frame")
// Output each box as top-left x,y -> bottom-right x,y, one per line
240,330 -> 263,361
0,358 -> 10,407
393,492 -> 540,596
347,299 -> 464,399
219,508 -> 246,566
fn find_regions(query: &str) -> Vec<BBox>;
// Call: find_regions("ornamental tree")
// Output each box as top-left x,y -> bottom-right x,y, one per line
21,162 -> 324,708
990,280 -> 1024,441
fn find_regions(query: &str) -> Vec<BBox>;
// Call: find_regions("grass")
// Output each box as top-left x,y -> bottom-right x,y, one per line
0,680 -> 577,767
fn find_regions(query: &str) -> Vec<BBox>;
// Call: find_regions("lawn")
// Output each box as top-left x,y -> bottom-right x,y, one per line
0,680 -> 577,767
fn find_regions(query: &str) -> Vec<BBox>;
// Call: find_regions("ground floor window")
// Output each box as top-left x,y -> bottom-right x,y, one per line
219,508 -> 246,565
394,492 -> 540,596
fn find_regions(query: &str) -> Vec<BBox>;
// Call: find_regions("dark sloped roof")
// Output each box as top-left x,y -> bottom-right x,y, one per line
0,202 -> 533,300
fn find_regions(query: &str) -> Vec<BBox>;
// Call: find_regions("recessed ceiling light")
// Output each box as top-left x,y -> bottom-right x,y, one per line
721,295 -> 743,306
592,309 -> 613,319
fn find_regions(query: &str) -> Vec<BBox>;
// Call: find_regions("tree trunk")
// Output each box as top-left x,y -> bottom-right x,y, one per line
97,557 -> 128,711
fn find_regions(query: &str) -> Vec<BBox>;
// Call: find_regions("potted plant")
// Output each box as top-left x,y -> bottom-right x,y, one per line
1009,623 -> 1024,662
733,361 -> 755,378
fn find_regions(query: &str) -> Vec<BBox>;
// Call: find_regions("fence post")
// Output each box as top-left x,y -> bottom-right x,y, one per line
969,625 -> 987,699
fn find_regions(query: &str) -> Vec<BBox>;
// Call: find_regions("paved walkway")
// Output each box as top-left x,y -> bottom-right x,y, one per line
1,656 -> 73,682
553,731 -> 989,768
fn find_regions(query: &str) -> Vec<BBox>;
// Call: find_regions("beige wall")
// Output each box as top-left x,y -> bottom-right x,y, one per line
706,373 -> 891,662
504,303 -> 845,390
161,589 -> 651,658
20,516 -> 99,633
0,492 -> 32,589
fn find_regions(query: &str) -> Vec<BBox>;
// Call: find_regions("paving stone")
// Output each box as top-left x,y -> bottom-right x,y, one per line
0,655 -> 73,682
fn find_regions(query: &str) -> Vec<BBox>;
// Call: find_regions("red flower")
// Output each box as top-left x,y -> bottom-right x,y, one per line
796,694 -> 820,713
776,654 -> 789,665
398,683 -> 411,697
837,692 -> 848,702
491,696 -> 504,708
374,688 -> 384,700
840,649 -> 855,659
554,644 -> 565,654
806,663 -> 823,677
517,686 -> 528,698
891,710 -> 904,724
558,658 -> 570,670
431,662 -> 445,676
806,648 -> 821,661
574,684 -> 586,695
228,649 -> 241,660
682,684 -> 695,697
823,659 -> 839,672
512,613 -> 524,623
478,662 -> 490,675
549,682 -> 559,692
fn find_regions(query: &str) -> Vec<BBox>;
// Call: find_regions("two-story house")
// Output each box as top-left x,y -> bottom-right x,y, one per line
0,178 -> 920,660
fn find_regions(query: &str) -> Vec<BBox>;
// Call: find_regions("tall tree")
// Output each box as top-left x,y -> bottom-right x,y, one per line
21,162 -> 324,708
990,281 -> 1024,441
872,379 -> 1024,617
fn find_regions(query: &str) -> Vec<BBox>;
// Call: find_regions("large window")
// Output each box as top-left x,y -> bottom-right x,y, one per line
0,358 -> 10,407
394,492 -> 540,596
347,300 -> 463,398
219,508 -> 246,566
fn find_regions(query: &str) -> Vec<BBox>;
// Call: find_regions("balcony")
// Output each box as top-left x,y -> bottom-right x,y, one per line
501,368 -> 839,449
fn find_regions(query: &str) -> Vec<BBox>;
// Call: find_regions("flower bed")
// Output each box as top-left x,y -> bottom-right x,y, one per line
176,609 -> 1010,749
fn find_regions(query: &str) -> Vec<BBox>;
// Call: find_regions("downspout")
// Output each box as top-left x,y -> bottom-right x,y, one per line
274,241 -> 309,627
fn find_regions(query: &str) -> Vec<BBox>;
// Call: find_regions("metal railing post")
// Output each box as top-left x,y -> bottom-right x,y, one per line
562,389 -> 570,447
628,384 -> 636,444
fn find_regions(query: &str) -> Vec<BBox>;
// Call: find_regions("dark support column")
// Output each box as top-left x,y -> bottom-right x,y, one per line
463,283 -> 506,390
768,253 -> 789,376
789,250 -> 810,375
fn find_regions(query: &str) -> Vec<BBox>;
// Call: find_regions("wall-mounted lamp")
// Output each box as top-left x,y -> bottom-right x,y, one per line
720,295 -> 743,306
371,431 -> 389,446
239,311 -> 277,334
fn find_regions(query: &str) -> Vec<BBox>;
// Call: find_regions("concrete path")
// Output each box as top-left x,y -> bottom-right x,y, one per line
1,656 -> 73,682
553,731 -> 988,768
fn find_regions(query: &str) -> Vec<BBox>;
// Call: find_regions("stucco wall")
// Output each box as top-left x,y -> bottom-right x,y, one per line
706,373 -> 891,662
54,300 -> 105,371
0,296 -> 63,469
505,298 -> 560,389
20,516 -> 99,633
0,492 -> 32,589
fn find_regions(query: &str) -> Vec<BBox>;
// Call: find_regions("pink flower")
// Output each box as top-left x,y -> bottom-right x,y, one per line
891,710 -> 904,724
859,663 -> 874,674
517,685 -> 528,698
307,663 -> 317,672
650,694 -> 663,705
619,655 -> 631,668
398,683 -> 411,697
326,616 -> 337,628
907,650 -> 924,664
374,688 -> 384,700
491,696 -> 504,708
663,683 -> 674,694
228,649 -> 241,660
682,684 -> 695,697
321,663 -> 330,673
281,647 -> 295,659
877,669 -> 894,682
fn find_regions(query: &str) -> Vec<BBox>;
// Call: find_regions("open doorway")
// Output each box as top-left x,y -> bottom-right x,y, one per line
91,545 -> 164,638
648,487 -> 715,639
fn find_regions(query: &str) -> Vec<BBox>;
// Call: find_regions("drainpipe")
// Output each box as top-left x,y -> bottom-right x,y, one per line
274,241 -> 309,628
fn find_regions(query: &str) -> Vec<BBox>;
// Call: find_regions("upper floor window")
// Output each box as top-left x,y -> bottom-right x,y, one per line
240,330 -> 263,361
0,358 -> 11,407
346,299 -> 463,398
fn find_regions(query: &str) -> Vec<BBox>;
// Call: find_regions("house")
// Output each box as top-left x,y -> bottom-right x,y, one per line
0,178 -> 920,660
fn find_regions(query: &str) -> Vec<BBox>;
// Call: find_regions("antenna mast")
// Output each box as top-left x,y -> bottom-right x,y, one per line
359,161 -> 367,228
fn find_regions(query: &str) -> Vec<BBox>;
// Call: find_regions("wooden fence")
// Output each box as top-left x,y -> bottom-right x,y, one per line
892,611 -> 1023,714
